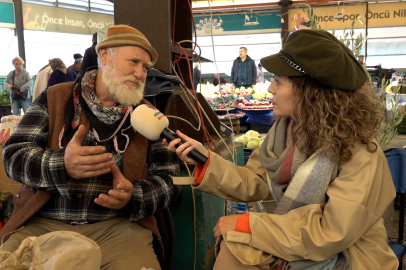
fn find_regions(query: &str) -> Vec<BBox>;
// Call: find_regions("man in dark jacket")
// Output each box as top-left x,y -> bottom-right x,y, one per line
81,32 -> 98,72
230,47 -> 256,89
193,62 -> 201,91
68,53 -> 83,74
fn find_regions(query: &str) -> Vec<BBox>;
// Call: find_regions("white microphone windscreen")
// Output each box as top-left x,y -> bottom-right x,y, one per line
131,104 -> 169,141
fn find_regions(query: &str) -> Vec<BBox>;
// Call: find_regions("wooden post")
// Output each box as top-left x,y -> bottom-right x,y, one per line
280,0 -> 291,47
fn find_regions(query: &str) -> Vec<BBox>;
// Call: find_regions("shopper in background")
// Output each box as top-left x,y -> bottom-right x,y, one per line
82,32 -> 99,72
256,63 -> 265,83
47,58 -> 77,88
193,62 -> 201,91
68,53 -> 83,74
32,64 -> 52,101
4,56 -> 32,115
212,73 -> 226,86
230,47 -> 256,89
165,30 -> 397,269
358,55 -> 365,65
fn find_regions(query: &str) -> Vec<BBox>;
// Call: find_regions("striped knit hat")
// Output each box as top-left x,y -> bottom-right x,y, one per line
96,24 -> 158,66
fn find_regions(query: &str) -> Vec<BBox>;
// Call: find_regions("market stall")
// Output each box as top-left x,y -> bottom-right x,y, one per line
202,82 -> 275,133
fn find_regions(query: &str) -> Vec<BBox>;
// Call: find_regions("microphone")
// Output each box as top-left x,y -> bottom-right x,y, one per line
131,104 -> 208,165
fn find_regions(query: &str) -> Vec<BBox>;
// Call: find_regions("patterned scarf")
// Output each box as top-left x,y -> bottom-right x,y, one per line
73,70 -> 130,126
259,117 -> 351,270
60,69 -> 135,153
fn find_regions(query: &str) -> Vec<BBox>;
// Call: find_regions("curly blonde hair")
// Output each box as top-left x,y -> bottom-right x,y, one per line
289,76 -> 384,162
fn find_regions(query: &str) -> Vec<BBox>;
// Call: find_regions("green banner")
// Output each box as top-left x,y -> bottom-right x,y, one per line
0,1 -> 15,28
194,12 -> 281,36
21,3 -> 113,34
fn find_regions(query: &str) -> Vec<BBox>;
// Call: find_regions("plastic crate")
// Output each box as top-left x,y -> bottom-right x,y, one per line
249,123 -> 272,133
244,149 -> 254,165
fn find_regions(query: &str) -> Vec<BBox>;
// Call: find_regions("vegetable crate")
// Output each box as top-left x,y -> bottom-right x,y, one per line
249,123 -> 272,134
220,118 -> 240,134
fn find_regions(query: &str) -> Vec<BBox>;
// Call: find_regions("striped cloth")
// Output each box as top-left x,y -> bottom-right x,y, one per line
259,117 -> 350,270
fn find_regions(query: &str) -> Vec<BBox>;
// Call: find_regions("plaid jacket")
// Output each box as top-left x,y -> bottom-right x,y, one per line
3,88 -> 182,224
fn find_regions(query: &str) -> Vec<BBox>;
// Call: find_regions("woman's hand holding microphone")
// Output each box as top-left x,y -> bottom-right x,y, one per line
163,130 -> 209,164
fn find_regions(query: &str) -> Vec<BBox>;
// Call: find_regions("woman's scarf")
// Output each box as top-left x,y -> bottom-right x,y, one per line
259,117 -> 351,270
49,58 -> 67,74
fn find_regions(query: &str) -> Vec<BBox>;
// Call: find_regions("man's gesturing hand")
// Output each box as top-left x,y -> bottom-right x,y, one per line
94,165 -> 133,210
64,125 -> 115,179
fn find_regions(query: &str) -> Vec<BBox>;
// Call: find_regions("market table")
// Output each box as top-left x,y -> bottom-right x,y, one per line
240,109 -> 275,126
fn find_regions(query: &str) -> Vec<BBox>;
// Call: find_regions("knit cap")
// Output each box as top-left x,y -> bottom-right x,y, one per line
96,25 -> 158,66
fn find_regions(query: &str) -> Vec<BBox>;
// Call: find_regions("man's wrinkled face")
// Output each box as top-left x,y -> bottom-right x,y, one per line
101,46 -> 152,106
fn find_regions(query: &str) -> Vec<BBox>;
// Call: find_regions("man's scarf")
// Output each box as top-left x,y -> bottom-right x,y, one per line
259,117 -> 351,270
60,69 -> 135,152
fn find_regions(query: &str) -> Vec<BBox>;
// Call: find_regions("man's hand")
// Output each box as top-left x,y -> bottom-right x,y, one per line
20,89 -> 25,93
94,165 -> 133,210
252,85 -> 255,88
231,83 -> 235,89
8,85 -> 14,90
64,125 -> 115,179
213,215 -> 240,238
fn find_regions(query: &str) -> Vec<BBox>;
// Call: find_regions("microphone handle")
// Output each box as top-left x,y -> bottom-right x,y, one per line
161,129 -> 208,165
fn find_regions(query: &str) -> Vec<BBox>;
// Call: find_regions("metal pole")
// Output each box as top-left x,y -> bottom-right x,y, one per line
365,2 -> 368,60
13,0 -> 26,68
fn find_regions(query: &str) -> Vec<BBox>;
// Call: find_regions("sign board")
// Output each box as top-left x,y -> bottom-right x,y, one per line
0,1 -> 15,28
194,12 -> 281,36
21,3 -> 114,34
289,2 -> 406,31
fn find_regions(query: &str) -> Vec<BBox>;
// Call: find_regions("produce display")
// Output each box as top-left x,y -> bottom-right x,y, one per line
235,98 -> 273,110
207,95 -> 235,110
217,112 -> 245,119
235,130 -> 266,149
199,82 -> 273,111
252,83 -> 272,100
233,86 -> 253,97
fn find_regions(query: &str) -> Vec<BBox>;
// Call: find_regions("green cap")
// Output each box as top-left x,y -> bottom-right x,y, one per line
260,30 -> 367,91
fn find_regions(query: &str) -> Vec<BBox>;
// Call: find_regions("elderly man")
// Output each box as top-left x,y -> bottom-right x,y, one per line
1,25 -> 181,270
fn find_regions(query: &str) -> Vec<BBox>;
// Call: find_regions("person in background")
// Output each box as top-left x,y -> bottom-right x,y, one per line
4,56 -> 32,115
230,47 -> 256,89
193,62 -> 201,91
165,30 -> 398,269
47,58 -> 77,88
32,64 -> 52,101
82,32 -> 99,72
68,53 -> 83,74
213,74 -> 226,86
1,24 -> 181,270
358,55 -> 365,65
256,63 -> 265,84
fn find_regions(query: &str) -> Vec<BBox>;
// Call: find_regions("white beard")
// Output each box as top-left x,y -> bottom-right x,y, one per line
101,61 -> 145,106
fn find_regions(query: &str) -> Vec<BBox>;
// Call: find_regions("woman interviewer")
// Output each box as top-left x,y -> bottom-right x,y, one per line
164,30 -> 398,269
4,56 -> 33,115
